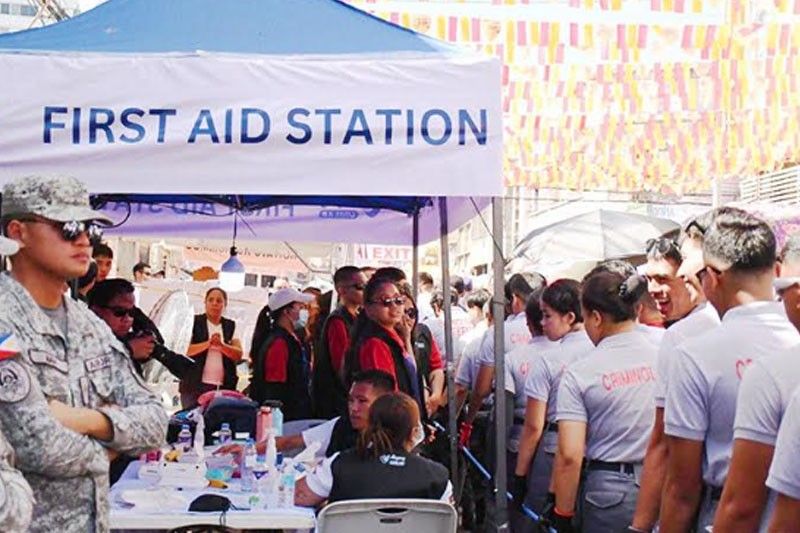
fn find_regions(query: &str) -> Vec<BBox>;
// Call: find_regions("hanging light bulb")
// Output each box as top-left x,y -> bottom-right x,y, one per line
219,212 -> 245,292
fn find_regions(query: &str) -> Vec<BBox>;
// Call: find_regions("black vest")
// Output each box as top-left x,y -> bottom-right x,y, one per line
348,320 -> 414,396
328,449 -> 449,504
312,307 -> 355,420
180,314 -> 237,403
250,327 -> 312,421
325,415 -> 358,458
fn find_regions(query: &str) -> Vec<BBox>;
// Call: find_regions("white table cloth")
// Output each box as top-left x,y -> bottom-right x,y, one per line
110,461 -> 316,531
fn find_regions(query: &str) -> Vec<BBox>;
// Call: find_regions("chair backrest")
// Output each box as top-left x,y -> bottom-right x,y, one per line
317,499 -> 457,533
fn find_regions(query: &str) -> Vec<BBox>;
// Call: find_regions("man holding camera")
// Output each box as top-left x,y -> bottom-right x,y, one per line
88,278 -> 195,380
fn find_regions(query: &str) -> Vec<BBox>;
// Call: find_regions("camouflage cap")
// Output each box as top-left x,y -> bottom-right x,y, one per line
0,236 -> 18,256
2,175 -> 112,225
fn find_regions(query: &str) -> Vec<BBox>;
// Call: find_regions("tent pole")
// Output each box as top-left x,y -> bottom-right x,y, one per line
438,197 -> 459,492
492,196 -> 508,532
412,209 -> 420,297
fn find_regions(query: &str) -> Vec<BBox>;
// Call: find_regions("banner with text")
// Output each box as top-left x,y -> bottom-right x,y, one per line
0,52 -> 502,196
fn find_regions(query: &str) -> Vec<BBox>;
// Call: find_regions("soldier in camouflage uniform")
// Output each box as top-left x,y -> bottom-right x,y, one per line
0,235 -> 34,533
0,176 -> 168,533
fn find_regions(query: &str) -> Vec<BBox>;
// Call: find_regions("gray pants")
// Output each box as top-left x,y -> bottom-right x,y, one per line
524,429 -> 557,515
577,465 -> 642,533
695,488 -> 720,532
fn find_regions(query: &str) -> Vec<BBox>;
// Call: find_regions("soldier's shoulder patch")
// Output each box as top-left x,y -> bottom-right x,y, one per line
0,333 -> 20,361
0,360 -> 30,403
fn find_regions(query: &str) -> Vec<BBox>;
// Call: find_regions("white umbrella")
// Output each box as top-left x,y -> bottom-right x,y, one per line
512,209 -> 680,266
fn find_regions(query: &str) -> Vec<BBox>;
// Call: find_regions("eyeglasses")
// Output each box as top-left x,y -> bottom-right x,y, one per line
646,237 -> 680,256
370,296 -> 405,308
684,219 -> 707,237
101,306 -> 135,318
404,308 -> 418,319
22,217 -> 104,246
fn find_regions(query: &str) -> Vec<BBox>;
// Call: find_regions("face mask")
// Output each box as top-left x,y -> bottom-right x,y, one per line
295,308 -> 309,328
411,422 -> 425,449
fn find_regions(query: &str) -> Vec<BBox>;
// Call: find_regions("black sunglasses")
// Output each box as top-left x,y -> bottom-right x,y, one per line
23,217 -> 104,246
404,308 -> 418,319
102,306 -> 135,318
370,296 -> 405,308
646,237 -> 679,255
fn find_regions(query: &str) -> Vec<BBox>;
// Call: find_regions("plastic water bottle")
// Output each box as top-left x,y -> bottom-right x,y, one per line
272,405 -> 284,437
277,459 -> 296,508
241,439 -> 257,492
218,423 -> 232,444
265,432 -> 277,469
249,455 -> 268,509
177,424 -> 192,453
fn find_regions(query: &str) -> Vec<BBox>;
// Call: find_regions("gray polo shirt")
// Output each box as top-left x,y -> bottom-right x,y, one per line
767,386 -> 800,500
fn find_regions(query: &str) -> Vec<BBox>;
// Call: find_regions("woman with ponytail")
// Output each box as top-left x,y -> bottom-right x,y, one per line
249,288 -> 315,421
343,277 -> 421,404
295,392 -> 452,507
549,272 -> 659,532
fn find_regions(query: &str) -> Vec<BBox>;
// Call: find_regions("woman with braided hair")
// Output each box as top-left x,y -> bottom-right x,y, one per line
549,272 -> 659,533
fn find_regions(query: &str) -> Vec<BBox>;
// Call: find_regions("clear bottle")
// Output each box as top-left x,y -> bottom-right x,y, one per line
177,424 -> 192,453
241,439 -> 257,492
271,404 -> 284,437
277,459 -> 296,508
218,423 -> 232,444
265,432 -> 277,470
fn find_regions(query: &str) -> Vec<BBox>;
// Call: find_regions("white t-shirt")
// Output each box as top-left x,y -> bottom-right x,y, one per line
664,301 -> 799,487
201,320 -> 225,386
300,417 -> 338,457
767,386 -> 800,500
653,303 -> 720,408
306,451 -> 454,502
556,330 -> 658,463
423,306 -> 475,362
504,336 -> 557,418
477,313 -> 532,367
455,329 -> 486,389
636,323 -> 666,346
416,292 -> 435,324
524,330 -> 594,423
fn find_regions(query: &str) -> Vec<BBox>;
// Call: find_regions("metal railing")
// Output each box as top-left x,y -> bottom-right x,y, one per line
740,166 -> 800,205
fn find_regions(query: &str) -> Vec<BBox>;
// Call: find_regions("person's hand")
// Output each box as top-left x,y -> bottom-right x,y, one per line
425,394 -> 443,417
396,319 -> 411,340
48,399 -> 88,434
511,474 -> 527,509
127,333 -> 155,361
458,421 -> 473,447
210,333 -> 222,347
551,509 -> 576,533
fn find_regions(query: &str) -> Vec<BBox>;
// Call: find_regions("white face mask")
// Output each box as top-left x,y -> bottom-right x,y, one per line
411,422 -> 425,449
295,308 -> 309,328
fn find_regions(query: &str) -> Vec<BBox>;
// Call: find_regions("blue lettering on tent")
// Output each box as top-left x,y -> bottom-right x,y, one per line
150,109 -> 176,143
43,107 -> 67,144
120,108 -> 146,144
89,108 -> 115,144
343,109 -> 373,145
286,108 -> 312,144
421,109 -> 452,146
375,109 -> 401,145
315,109 -> 341,144
188,110 -> 220,144
459,109 -> 487,145
241,108 -> 270,144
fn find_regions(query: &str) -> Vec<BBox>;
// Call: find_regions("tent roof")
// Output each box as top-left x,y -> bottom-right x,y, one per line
0,0 -> 452,54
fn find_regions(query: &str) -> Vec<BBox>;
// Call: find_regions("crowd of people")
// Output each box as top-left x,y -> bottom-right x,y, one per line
2,173 -> 800,533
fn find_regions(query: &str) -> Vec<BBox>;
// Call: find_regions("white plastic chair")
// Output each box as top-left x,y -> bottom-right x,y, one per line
316,499 -> 457,533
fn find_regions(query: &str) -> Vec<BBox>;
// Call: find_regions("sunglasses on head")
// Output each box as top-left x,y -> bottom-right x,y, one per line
646,237 -> 679,255
22,217 -> 105,246
102,306 -> 135,318
370,296 -> 405,308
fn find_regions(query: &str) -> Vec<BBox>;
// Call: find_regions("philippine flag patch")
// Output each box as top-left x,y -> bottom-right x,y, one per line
0,333 -> 20,360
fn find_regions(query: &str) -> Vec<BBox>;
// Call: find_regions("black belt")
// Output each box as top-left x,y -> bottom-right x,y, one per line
708,485 -> 724,501
545,422 -> 558,433
586,460 -> 637,475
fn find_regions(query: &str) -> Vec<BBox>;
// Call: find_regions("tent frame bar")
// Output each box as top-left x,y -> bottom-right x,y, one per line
492,196 -> 509,532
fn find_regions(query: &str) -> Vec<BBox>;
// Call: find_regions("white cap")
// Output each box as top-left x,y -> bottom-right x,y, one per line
268,287 -> 314,311
774,277 -> 800,292
0,236 -> 18,256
